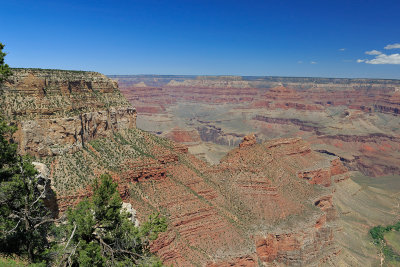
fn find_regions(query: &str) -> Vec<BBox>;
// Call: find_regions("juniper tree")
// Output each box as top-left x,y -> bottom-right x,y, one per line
0,42 -> 12,83
0,117 -> 54,263
53,173 -> 167,266
0,45 -> 53,263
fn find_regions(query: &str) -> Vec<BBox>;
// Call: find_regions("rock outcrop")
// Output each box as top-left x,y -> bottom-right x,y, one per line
32,162 -> 59,217
201,138 -> 346,266
239,134 -> 256,148
1,69 -> 136,157
15,107 -> 136,157
122,202 -> 140,227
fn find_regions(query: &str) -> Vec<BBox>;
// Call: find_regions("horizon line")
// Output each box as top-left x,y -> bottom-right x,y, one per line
9,68 -> 400,81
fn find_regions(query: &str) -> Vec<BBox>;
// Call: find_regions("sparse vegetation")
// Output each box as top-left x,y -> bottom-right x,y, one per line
44,128 -> 172,194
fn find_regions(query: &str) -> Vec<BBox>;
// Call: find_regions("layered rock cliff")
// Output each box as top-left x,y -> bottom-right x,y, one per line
0,69 -> 136,157
114,75 -> 400,177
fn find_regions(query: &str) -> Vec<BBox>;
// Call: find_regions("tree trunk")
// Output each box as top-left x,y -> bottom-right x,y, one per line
25,192 -> 34,262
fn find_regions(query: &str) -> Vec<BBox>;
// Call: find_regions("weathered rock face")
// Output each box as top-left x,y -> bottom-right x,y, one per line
255,226 -> 337,265
197,125 -> 244,147
1,69 -> 136,157
3,69 -> 130,119
15,107 -> 136,157
122,202 -> 140,227
32,162 -> 59,217
238,134 -> 256,148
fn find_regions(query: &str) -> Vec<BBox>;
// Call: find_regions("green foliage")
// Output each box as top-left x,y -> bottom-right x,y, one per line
140,213 -> 167,241
394,221 -> 400,231
92,174 -> 122,226
53,173 -> 167,266
0,42 -> 12,83
0,118 -> 17,179
370,225 -> 386,241
370,221 -> 400,263
0,117 -> 54,263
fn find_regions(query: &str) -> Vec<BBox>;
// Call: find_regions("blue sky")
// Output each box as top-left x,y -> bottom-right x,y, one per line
2,0 -> 400,78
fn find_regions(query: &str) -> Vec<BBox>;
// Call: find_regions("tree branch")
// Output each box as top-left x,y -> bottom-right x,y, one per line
64,222 -> 77,251
33,217 -> 61,229
1,218 -> 21,236
30,177 -> 48,208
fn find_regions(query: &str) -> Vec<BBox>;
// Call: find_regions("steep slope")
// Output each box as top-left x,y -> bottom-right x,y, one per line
49,130 -> 347,266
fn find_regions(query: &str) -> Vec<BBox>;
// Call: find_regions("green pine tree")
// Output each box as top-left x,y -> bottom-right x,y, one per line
0,42 -> 12,83
53,174 -> 167,266
0,117 -> 54,263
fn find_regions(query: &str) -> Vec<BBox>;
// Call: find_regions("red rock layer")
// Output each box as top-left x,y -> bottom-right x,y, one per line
164,127 -> 201,143
119,82 -> 400,116
297,157 -> 348,187
55,135 -> 348,266
117,79 -> 400,177
166,138 -> 347,265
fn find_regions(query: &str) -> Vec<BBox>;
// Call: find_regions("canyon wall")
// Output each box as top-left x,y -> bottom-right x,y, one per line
1,69 -> 136,157
113,75 -> 400,177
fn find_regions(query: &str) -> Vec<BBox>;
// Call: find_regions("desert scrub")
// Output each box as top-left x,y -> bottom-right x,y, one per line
49,150 -> 97,193
47,127 -> 179,195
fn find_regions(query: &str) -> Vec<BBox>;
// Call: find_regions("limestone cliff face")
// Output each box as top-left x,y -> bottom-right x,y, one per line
15,107 -> 136,157
0,68 -> 136,157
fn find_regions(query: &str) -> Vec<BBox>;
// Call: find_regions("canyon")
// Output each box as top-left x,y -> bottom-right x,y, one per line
112,75 -> 400,178
1,69 -> 399,266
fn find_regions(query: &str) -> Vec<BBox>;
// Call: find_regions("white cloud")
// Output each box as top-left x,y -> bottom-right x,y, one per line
310,61 -> 317,64
297,61 -> 303,64
358,45 -> 400,64
365,50 -> 382,55
363,53 -> 400,64
339,48 -> 346,51
384,43 -> 400,49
